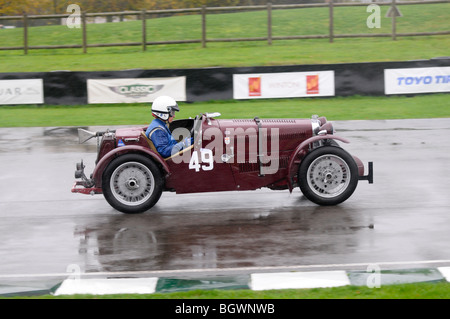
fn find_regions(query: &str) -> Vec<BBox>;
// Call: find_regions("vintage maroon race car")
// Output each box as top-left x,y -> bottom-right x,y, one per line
72,113 -> 373,214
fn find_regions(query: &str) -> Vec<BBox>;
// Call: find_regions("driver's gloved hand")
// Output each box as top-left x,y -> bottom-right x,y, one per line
183,137 -> 194,147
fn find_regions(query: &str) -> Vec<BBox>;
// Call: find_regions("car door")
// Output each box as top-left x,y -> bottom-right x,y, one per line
164,115 -> 237,194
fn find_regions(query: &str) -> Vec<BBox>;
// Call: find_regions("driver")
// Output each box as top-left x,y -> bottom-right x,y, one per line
146,96 -> 193,158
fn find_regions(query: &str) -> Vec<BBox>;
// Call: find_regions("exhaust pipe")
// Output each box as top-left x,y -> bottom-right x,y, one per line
78,128 -> 97,144
77,128 -> 115,144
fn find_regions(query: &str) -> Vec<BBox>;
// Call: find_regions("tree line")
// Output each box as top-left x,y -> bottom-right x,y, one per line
0,0 -> 323,16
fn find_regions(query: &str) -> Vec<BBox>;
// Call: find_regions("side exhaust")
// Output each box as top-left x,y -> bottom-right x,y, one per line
77,128 -> 116,144
78,128 -> 97,144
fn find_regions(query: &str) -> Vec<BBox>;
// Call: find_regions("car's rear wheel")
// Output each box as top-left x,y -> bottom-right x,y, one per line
298,146 -> 358,206
102,154 -> 163,214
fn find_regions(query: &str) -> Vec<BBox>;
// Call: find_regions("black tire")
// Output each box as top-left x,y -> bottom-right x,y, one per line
102,154 -> 164,214
298,146 -> 358,206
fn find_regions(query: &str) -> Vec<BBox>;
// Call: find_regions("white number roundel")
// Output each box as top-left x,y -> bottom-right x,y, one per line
189,149 -> 214,172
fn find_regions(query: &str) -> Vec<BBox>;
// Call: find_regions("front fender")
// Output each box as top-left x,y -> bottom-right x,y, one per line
286,135 -> 350,192
92,145 -> 170,188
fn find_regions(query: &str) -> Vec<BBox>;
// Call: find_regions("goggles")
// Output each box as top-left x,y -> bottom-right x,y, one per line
168,106 -> 178,118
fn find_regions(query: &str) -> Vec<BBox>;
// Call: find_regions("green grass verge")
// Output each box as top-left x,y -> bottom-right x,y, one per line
0,4 -> 449,72
7,281 -> 450,299
1,36 -> 449,72
0,94 -> 448,128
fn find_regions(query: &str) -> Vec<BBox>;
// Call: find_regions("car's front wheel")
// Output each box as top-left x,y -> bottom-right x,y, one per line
298,146 -> 358,206
102,154 -> 163,214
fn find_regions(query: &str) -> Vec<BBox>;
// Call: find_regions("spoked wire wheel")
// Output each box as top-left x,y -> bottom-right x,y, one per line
103,154 -> 163,214
299,146 -> 358,205
110,161 -> 155,206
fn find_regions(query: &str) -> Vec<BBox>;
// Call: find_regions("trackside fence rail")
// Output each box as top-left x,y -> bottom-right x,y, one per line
0,0 -> 449,54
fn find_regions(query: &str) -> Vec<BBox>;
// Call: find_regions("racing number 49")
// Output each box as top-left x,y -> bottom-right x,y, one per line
189,149 -> 214,172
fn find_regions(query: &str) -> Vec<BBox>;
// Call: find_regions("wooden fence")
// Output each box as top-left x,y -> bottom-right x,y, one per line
0,0 -> 449,54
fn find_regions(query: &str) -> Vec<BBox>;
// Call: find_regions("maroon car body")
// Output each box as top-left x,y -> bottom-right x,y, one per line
72,113 -> 373,214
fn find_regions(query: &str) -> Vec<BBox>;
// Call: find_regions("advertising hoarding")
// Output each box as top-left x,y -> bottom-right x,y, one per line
0,79 -> 44,105
233,71 -> 335,99
385,67 -> 450,95
87,77 -> 186,103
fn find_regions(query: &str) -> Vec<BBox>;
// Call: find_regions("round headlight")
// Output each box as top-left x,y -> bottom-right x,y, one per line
319,122 -> 334,135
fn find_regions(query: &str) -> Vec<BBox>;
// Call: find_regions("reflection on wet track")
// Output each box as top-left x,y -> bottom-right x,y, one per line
75,204 -> 373,273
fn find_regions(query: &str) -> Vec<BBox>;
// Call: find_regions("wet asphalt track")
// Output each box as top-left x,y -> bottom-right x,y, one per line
0,118 -> 450,280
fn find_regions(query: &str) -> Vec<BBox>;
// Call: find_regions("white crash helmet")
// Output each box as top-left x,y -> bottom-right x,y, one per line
151,96 -> 179,121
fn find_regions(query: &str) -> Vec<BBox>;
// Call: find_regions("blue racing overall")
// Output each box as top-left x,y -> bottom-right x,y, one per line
145,118 -> 190,158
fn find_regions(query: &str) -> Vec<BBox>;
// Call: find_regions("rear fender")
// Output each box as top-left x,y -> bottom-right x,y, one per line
352,155 -> 365,177
92,145 -> 170,188
354,156 -> 374,184
287,135 -> 350,192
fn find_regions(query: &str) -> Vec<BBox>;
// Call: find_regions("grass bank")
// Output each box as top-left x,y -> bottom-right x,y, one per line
0,37 -> 448,72
0,94 -> 448,127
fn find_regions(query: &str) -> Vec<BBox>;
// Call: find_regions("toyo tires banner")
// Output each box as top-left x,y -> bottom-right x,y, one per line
233,71 -> 335,99
385,67 -> 450,95
87,77 -> 186,104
